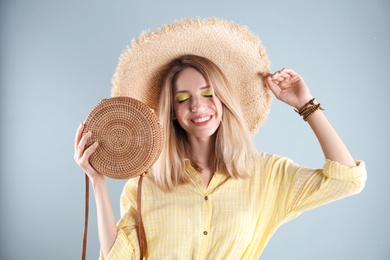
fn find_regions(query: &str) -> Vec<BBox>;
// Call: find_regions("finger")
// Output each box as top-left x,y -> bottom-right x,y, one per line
271,73 -> 285,82
273,68 -> 295,78
261,72 -> 271,86
74,123 -> 84,143
74,123 -> 84,156
266,73 -> 281,86
280,68 -> 298,77
279,70 -> 291,81
266,75 -> 281,99
76,131 -> 92,160
79,142 -> 99,169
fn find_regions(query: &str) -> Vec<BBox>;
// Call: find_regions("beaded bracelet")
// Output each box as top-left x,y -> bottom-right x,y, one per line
295,98 -> 324,121
295,98 -> 316,113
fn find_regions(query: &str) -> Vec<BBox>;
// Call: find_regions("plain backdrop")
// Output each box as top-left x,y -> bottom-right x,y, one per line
1,0 -> 389,259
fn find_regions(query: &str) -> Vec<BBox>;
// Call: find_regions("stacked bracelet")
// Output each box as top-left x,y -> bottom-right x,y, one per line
294,98 -> 324,121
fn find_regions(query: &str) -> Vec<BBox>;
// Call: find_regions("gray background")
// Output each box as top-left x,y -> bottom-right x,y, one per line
1,0 -> 389,259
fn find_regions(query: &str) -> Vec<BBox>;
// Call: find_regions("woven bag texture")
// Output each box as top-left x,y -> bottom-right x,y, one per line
82,97 -> 163,179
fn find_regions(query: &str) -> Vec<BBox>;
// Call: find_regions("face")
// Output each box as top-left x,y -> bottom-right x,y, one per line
172,67 -> 223,140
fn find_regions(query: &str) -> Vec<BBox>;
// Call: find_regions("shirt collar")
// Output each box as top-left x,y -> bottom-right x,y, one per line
184,159 -> 226,191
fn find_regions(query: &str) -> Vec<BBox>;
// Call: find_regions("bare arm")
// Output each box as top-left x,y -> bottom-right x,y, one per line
264,68 -> 356,167
306,110 -> 356,167
74,123 -> 117,257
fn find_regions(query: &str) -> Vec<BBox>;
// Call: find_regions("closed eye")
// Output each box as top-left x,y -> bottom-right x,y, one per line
201,88 -> 214,98
176,93 -> 191,103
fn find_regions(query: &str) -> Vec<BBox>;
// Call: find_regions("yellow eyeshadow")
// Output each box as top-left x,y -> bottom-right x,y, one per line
201,88 -> 213,96
176,93 -> 191,102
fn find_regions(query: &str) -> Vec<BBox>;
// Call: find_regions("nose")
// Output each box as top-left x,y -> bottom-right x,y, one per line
190,96 -> 206,112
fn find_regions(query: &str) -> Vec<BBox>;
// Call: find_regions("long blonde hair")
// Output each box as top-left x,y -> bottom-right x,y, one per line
152,55 -> 256,191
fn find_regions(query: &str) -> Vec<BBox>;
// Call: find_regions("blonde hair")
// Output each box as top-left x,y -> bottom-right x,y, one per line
152,55 -> 256,191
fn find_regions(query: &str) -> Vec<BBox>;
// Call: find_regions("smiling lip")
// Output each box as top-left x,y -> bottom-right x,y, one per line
191,115 -> 212,125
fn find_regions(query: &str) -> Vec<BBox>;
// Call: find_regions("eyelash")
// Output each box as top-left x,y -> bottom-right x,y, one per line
177,95 -> 190,103
178,98 -> 189,104
177,91 -> 213,103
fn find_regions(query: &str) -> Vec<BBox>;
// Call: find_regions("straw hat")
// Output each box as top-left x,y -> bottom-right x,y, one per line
112,17 -> 272,134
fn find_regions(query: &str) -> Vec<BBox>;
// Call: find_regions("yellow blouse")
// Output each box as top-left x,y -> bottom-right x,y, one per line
100,152 -> 366,259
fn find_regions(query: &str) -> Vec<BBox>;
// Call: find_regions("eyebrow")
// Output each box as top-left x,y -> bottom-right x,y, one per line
174,86 -> 211,94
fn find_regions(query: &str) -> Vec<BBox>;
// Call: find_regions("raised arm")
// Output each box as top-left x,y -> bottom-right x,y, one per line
74,123 -> 117,257
263,68 -> 356,167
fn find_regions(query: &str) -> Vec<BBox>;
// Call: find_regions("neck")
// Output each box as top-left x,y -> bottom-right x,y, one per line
187,135 -> 216,171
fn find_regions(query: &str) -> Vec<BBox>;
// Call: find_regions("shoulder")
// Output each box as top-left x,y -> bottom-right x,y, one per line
252,151 -> 294,168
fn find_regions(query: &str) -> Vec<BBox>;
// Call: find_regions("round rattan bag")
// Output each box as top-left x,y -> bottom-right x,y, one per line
82,96 -> 163,179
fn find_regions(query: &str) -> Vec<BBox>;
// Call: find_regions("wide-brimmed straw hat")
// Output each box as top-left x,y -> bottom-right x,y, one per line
112,17 -> 271,134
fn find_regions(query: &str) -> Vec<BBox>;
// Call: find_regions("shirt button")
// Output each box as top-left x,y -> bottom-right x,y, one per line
204,196 -> 208,200
203,231 -> 208,235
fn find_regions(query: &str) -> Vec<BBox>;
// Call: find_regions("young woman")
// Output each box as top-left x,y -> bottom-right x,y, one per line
74,19 -> 366,260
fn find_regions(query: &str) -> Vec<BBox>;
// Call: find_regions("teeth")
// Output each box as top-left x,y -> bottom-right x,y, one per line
193,116 -> 211,123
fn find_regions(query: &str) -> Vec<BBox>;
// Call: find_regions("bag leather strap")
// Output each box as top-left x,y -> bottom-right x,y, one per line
137,174 -> 146,260
82,174 -> 89,260
81,174 -> 146,260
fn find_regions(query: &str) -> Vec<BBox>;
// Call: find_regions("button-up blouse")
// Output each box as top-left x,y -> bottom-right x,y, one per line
100,152 -> 366,259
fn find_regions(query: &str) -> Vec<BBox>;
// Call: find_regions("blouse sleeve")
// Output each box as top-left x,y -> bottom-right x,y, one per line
99,178 -> 141,260
259,153 -> 367,223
